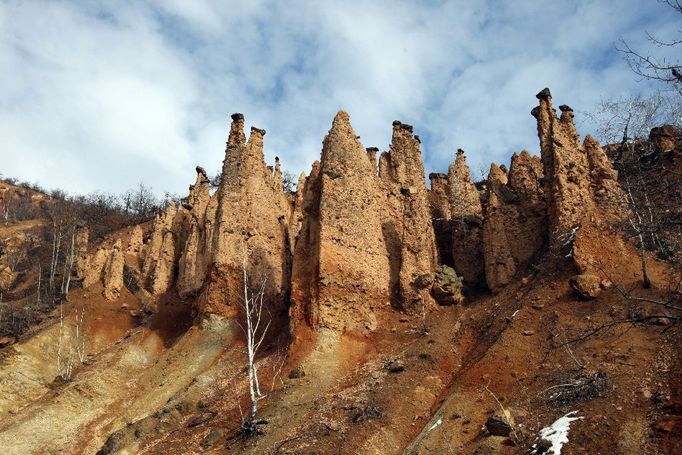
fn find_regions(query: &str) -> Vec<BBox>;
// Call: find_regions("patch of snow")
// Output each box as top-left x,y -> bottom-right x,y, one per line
532,411 -> 583,454
427,418 -> 442,432
561,225 -> 580,248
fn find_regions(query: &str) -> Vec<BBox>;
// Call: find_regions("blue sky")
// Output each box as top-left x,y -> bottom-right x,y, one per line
0,0 -> 678,195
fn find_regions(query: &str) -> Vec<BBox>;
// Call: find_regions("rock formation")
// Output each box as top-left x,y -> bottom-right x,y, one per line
481,152 -> 547,292
177,167 -> 213,298
533,89 -> 595,250
291,112 -> 390,334
482,163 -> 517,293
103,239 -> 124,300
200,114 -> 291,319
74,225 -> 90,280
126,225 -> 143,255
532,88 -> 627,279
507,150 -> 546,265
141,203 -> 179,296
447,149 -> 485,287
428,172 -> 452,266
76,88 -> 641,333
378,120 -> 438,312
288,172 -> 307,249
532,89 -> 625,251
83,247 -> 110,289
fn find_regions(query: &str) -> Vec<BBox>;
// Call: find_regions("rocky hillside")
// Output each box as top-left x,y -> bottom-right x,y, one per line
0,88 -> 680,454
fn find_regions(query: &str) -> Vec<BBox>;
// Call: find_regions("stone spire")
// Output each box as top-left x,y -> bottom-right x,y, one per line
290,111 -> 390,335
533,88 -> 593,250
378,119 -> 438,311
482,164 -> 516,293
447,149 -> 485,287
448,149 -> 482,218
200,114 -> 291,319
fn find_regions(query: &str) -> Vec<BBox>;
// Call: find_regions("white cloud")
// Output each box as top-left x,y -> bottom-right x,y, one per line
0,0 -> 677,195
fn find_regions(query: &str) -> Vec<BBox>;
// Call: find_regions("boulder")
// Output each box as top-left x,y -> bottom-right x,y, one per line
649,124 -> 678,152
569,274 -> 602,299
0,336 -> 16,348
431,265 -> 464,305
0,266 -> 15,290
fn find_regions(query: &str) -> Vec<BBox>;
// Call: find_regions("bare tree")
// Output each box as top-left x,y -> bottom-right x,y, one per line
585,93 -> 682,287
281,171 -> 297,193
237,244 -> 271,436
582,92 -> 682,147
617,1 -> 682,93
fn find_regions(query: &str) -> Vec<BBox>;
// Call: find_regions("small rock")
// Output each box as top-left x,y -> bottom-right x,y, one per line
0,336 -> 16,348
288,366 -> 306,379
485,416 -> 512,436
656,416 -> 680,433
651,317 -> 671,326
531,303 -> 545,310
385,360 -> 405,373
522,330 -> 535,336
187,412 -> 215,427
200,428 -> 223,448
431,265 -> 464,305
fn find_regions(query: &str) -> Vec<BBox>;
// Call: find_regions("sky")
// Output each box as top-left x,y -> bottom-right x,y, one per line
0,0 -> 679,196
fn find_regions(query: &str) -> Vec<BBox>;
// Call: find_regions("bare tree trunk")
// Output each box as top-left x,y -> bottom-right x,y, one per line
621,149 -> 654,289
61,228 -> 76,297
240,244 -> 270,425
50,223 -> 62,293
36,264 -> 41,306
